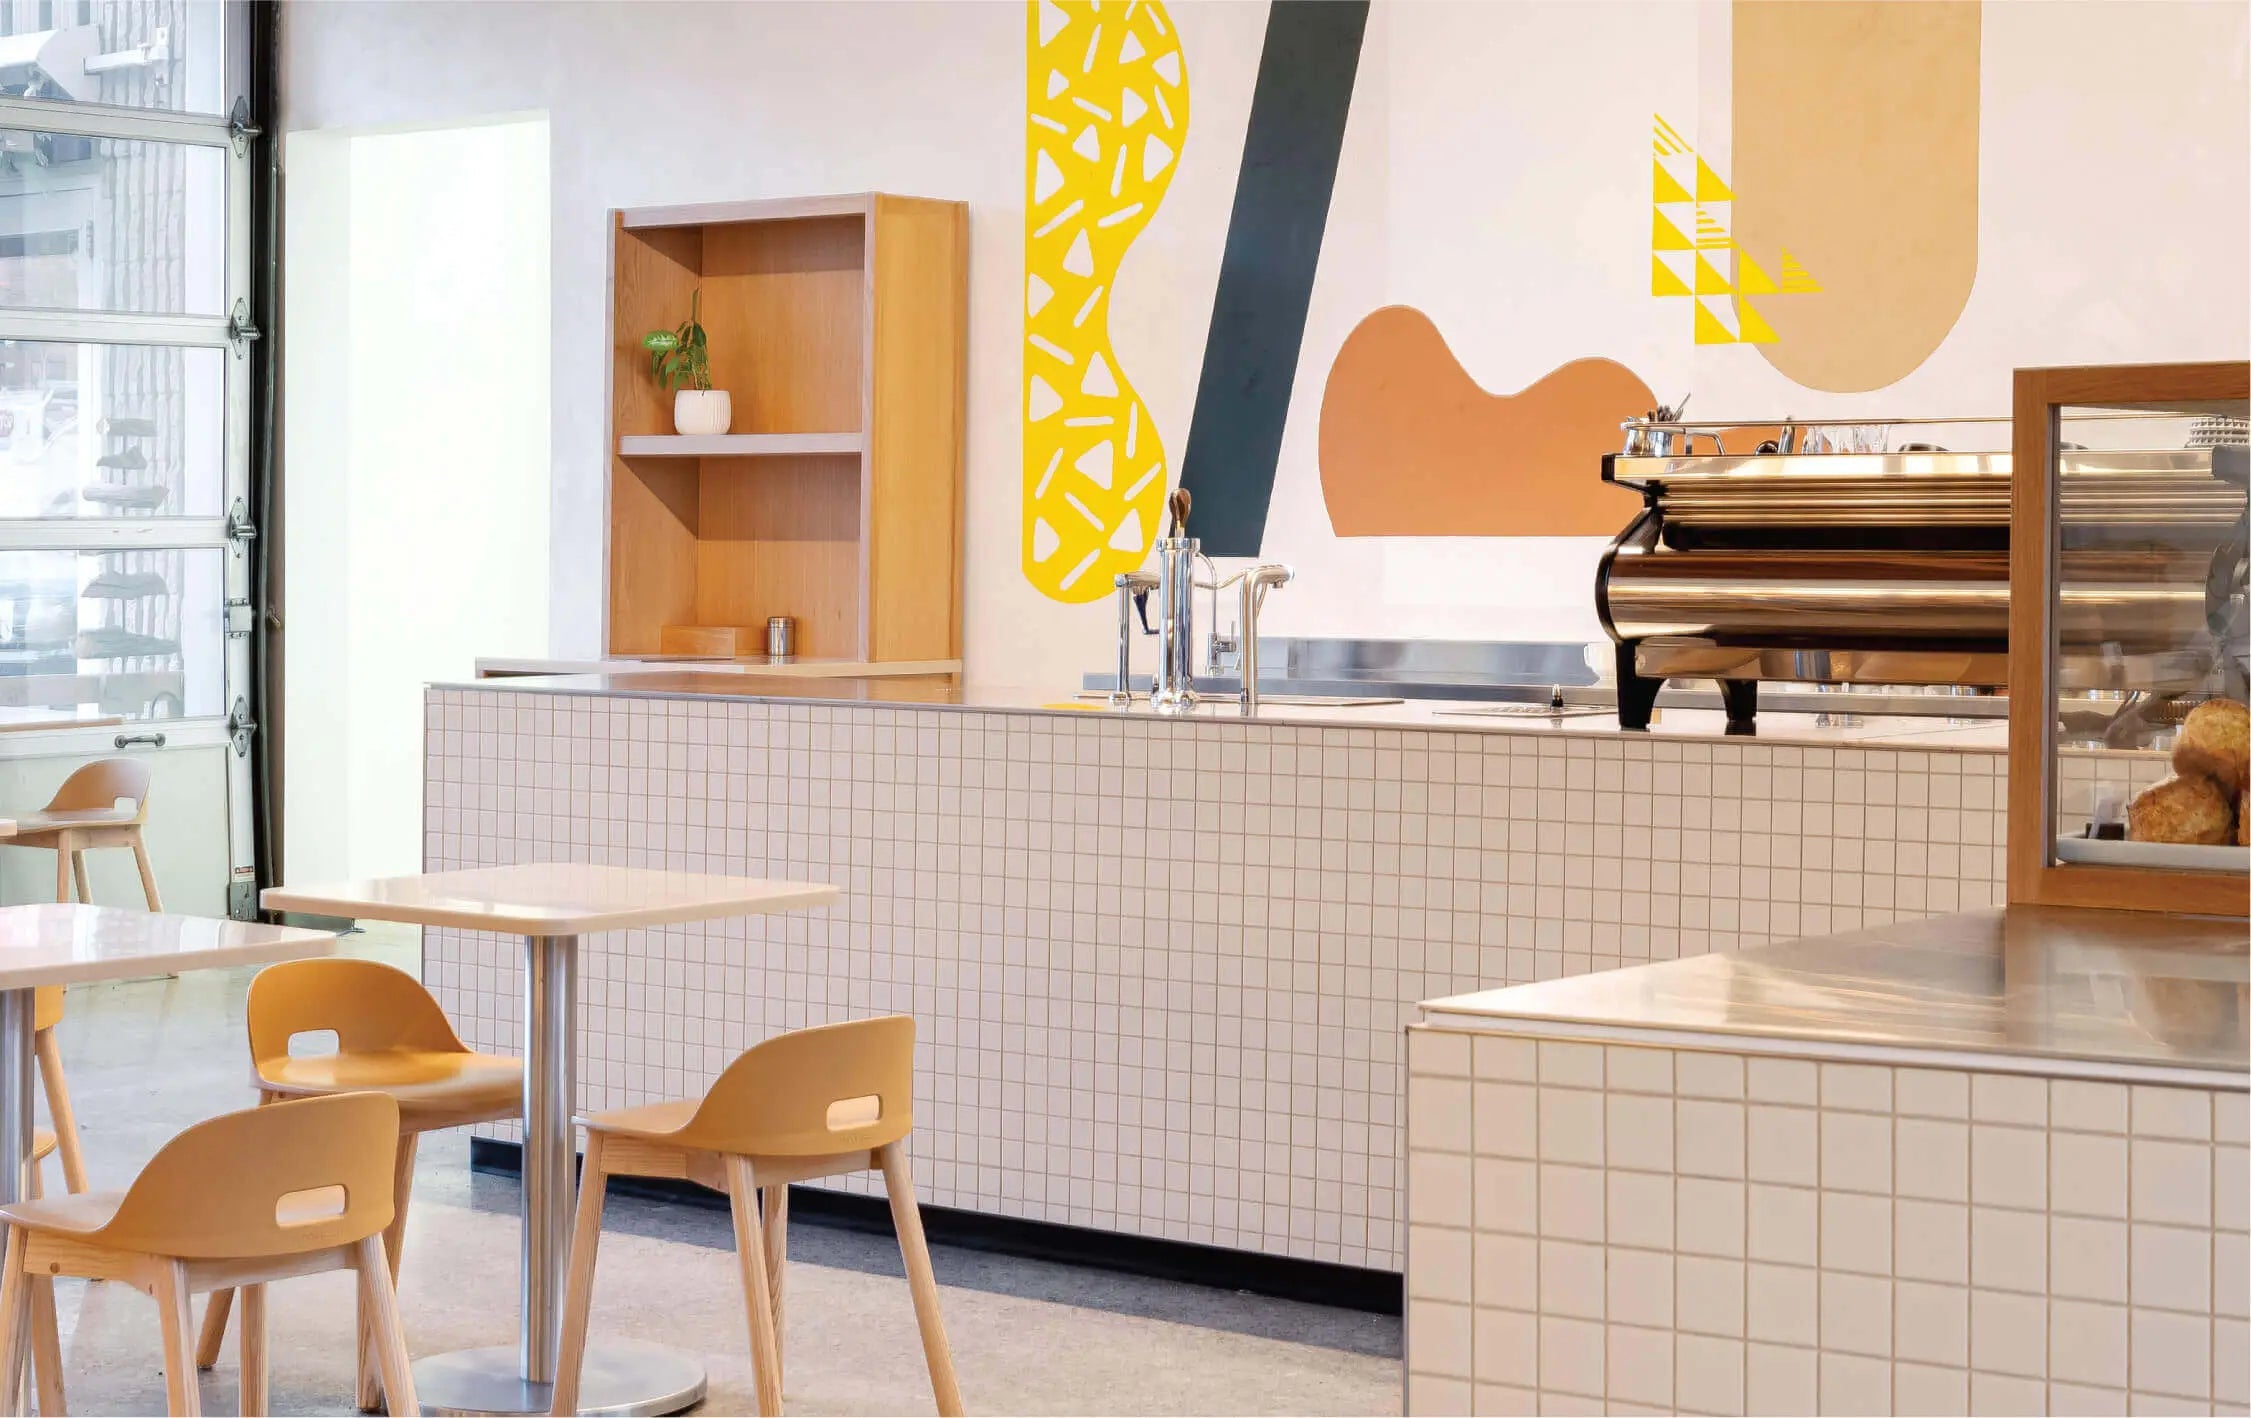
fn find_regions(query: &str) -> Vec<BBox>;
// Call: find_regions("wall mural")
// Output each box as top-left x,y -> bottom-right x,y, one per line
1649,114 -> 1821,345
1175,0 -> 1368,558
1732,0 -> 1981,391
1319,306 -> 1650,537
1022,0 -> 1190,603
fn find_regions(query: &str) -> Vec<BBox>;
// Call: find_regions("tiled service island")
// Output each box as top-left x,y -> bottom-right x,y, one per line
1404,909 -> 2248,1416
424,676 -> 2020,1276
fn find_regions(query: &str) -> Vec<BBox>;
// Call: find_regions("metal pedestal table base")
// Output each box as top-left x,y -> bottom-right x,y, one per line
415,1341 -> 706,1416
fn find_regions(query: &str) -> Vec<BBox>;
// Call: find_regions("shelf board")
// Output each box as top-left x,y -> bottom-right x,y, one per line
619,432 -> 865,458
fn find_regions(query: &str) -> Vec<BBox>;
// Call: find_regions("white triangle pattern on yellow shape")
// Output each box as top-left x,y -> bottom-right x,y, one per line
1038,0 -> 1068,48
1027,272 -> 1053,316
1142,134 -> 1174,181
1034,149 -> 1064,204
1081,351 -> 1119,399
1152,50 -> 1180,85
1119,31 -> 1145,64
1107,509 -> 1144,553
1071,124 -> 1101,162
1061,229 -> 1095,277
1028,375 -> 1063,421
1075,440 -> 1115,487
1120,88 -> 1147,126
1032,517 -> 1061,561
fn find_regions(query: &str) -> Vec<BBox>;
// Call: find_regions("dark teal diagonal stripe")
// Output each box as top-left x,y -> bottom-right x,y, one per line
1178,0 -> 1368,556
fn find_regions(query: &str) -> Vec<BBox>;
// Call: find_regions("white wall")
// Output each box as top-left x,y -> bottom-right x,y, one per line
283,117 -> 551,882
279,2 -> 2250,690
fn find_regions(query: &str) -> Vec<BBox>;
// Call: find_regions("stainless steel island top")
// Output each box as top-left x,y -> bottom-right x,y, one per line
438,670 -> 2012,751
1424,906 -> 2249,1086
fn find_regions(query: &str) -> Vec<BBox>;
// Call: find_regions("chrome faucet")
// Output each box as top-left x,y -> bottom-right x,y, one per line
1110,569 -> 1159,706
1234,563 -> 1293,715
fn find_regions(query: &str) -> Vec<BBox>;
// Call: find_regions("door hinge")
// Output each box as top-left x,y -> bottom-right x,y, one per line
226,497 -> 257,544
225,598 -> 254,639
228,96 -> 260,158
227,695 -> 257,757
226,298 -> 260,356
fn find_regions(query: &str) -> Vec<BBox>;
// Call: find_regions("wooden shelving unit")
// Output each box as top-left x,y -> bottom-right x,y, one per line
603,193 -> 967,664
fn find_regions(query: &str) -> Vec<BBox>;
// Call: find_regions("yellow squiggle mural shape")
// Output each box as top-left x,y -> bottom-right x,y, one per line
1023,0 -> 1189,603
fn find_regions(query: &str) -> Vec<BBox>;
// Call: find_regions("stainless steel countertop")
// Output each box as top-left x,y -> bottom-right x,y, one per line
1424,906 -> 2249,1084
435,672 -> 2011,752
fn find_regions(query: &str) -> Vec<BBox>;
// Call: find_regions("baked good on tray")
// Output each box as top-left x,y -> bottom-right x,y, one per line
2127,774 -> 2235,845
2172,698 -> 2250,797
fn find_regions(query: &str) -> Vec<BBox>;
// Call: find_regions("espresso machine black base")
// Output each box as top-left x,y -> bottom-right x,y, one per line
1614,642 -> 1760,733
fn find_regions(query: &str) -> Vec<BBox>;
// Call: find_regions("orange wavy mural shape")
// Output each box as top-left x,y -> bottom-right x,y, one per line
1318,306 -> 1653,537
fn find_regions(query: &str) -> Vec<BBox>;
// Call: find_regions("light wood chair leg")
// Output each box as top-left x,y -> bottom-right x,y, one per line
47,843 -> 68,909
548,1132 -> 608,1417
724,1158 -> 784,1417
32,1032 -> 86,1198
355,1238 -> 416,1418
356,1136 -> 417,1412
129,831 -> 161,913
65,856 -> 87,909
27,1277 -> 61,1418
191,1289 -> 230,1372
153,1258 -> 200,1417
237,1284 -> 266,1418
879,1143 -> 962,1417
0,1224 -> 32,1418
762,1184 -> 787,1397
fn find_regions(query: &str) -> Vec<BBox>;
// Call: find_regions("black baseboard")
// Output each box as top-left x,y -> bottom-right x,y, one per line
469,1137 -> 1401,1316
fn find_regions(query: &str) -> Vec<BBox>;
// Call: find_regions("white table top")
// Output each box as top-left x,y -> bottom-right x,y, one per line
0,904 -> 336,989
262,864 -> 840,935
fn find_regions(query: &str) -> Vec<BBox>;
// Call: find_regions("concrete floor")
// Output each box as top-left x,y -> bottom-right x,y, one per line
37,930 -> 1403,1415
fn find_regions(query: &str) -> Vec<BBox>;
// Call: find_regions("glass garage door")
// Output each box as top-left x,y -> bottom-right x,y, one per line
0,0 -> 254,916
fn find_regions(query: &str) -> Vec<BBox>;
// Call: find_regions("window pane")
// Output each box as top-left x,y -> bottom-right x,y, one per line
0,131 -> 225,315
0,545 -> 221,719
0,339 -> 222,516
0,1 -> 237,115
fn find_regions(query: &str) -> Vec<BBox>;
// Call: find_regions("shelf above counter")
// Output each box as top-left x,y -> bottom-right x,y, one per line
618,432 -> 865,458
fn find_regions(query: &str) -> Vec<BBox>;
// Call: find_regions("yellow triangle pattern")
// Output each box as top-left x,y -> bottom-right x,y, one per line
1653,160 -> 1692,205
1647,113 -> 1825,352
1695,156 -> 1733,202
1735,298 -> 1779,344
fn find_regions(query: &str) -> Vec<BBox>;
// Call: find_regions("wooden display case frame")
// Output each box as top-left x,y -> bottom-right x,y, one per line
2007,360 -> 2250,915
602,193 -> 967,665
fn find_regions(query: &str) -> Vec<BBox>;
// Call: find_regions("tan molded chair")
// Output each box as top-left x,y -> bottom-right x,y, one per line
9,758 -> 162,911
195,958 -> 521,1411
16,758 -> 161,1206
550,1015 -> 962,1417
32,986 -> 86,1196
0,1091 -> 417,1418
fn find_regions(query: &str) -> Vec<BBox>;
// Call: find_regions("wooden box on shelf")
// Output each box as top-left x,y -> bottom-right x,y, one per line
604,193 -> 967,665
2006,360 -> 2250,916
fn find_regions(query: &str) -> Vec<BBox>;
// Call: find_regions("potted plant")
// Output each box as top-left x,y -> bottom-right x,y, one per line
643,289 -> 729,435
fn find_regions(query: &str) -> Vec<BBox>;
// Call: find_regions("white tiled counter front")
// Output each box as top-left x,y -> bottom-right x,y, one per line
424,679 -> 2020,1273
1403,910 -> 2249,1415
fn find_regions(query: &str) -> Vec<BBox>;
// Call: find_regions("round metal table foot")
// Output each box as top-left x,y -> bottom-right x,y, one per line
412,1342 -> 707,1416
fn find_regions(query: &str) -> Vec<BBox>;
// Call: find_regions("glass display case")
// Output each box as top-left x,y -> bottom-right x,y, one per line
2008,362 -> 2250,915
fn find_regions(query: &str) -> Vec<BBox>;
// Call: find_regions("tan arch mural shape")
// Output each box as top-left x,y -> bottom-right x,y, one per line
1732,0 -> 1982,393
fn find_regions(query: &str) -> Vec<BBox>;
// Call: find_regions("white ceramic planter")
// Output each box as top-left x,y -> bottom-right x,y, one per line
673,390 -> 732,436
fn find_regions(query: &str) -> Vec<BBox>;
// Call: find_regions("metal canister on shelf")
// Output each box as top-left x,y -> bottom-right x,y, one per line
766,616 -> 796,659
